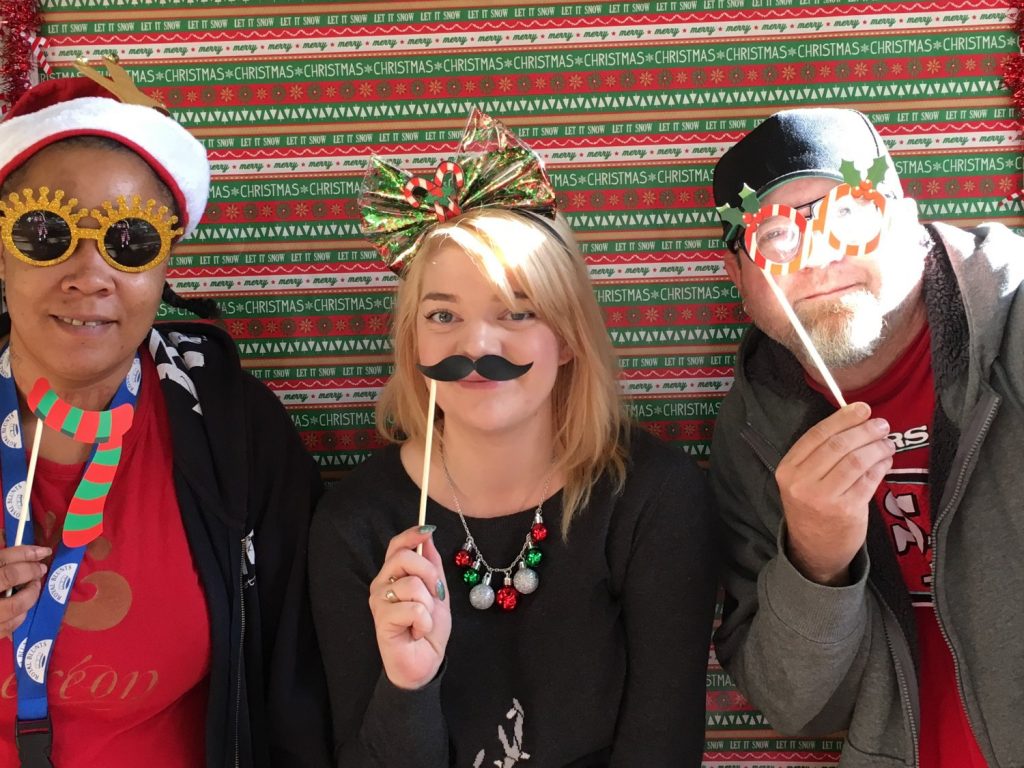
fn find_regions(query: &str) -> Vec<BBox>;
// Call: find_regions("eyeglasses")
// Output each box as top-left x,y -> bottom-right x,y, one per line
740,183 -> 889,275
0,187 -> 183,273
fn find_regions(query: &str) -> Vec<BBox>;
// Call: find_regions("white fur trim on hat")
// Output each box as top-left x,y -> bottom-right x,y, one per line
0,96 -> 209,239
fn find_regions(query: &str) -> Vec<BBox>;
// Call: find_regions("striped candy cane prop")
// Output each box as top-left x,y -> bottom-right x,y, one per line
27,379 -> 135,547
26,33 -> 51,76
1001,189 -> 1024,208
403,161 -> 466,221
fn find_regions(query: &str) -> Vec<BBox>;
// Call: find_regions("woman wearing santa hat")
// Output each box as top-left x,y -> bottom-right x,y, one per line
0,61 -> 330,768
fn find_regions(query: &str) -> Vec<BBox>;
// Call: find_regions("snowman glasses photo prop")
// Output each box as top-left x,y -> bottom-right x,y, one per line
717,157 -> 894,407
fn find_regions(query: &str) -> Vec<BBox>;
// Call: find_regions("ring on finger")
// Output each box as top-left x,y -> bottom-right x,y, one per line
384,588 -> 399,603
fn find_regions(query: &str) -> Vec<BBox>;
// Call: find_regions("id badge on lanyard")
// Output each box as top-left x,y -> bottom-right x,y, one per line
0,347 -> 139,767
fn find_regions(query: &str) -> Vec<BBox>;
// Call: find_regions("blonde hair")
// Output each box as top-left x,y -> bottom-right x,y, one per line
376,207 -> 630,534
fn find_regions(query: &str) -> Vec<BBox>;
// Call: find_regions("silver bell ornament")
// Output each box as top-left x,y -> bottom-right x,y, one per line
469,571 -> 495,610
512,564 -> 539,595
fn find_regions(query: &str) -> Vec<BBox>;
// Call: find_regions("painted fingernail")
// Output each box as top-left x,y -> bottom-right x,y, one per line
419,524 -> 437,534
436,580 -> 446,600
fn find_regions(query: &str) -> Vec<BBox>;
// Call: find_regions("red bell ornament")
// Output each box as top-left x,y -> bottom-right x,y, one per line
495,584 -> 519,611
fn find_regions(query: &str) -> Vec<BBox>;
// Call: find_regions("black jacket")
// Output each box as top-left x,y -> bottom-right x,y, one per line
150,322 -> 331,768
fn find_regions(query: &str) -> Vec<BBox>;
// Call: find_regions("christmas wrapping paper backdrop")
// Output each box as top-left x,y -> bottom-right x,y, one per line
26,0 -> 1024,764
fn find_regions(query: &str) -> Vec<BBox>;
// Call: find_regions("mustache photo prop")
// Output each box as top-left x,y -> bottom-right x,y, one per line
411,355 -> 533,551
416,355 -> 534,382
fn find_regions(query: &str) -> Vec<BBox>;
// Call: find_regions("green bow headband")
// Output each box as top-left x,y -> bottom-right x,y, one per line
358,108 -> 557,275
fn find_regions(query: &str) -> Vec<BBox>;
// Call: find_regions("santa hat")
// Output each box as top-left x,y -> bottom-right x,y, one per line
0,63 -> 209,239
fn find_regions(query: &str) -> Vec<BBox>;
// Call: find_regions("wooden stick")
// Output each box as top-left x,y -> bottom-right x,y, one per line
7,418 -> 43,597
416,379 -> 438,556
14,418 -> 42,547
764,273 -> 847,407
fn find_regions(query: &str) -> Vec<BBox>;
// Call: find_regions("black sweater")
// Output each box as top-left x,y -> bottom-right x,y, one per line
310,428 -> 717,768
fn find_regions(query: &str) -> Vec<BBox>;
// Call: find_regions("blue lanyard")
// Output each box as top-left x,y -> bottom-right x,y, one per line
0,346 -> 139,723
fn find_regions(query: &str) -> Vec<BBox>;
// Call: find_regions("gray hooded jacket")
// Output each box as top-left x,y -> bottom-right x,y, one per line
710,222 -> 1024,767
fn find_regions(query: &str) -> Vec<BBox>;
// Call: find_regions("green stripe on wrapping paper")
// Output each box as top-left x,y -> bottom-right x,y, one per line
199,179 -> 359,203
63,512 -> 103,533
607,325 -> 747,345
229,337 -> 391,359
211,293 -> 394,318
595,282 -> 740,306
567,211 -> 718,231
91,445 -> 122,465
190,222 -> 355,244
75,478 -> 113,501
61,407 -> 82,437
893,153 -> 1022,179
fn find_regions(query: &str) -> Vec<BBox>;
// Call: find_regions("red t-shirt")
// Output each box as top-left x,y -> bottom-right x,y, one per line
810,326 -> 986,767
0,353 -> 211,767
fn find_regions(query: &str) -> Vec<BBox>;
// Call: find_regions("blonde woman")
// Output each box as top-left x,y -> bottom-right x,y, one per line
310,111 -> 717,767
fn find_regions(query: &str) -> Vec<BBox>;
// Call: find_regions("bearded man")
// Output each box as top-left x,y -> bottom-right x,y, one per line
709,108 -> 1024,768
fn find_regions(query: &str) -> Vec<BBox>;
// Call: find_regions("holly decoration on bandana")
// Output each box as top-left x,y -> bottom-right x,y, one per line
27,378 -> 135,547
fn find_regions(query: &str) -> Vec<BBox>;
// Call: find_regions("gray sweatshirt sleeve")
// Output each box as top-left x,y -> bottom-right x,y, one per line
709,396 -> 875,736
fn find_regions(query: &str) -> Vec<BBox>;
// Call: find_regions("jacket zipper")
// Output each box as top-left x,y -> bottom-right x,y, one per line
875,592 -> 920,767
740,424 -> 779,473
929,398 -> 998,762
235,533 -> 251,768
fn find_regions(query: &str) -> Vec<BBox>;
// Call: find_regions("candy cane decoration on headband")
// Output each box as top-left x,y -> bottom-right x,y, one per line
403,161 -> 465,222
718,185 -> 846,407
26,379 -> 135,547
